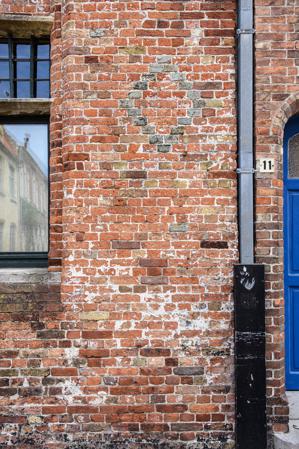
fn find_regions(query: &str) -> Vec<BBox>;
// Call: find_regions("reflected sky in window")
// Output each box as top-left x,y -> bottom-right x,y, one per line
5,124 -> 48,173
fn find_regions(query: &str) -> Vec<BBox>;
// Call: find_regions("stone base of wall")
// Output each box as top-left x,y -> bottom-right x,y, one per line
0,433 -> 234,449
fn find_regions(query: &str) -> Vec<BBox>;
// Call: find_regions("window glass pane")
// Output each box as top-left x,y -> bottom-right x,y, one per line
37,61 -> 50,79
17,61 -> 30,79
37,44 -> 50,59
16,44 -> 31,59
36,80 -> 50,98
0,80 -> 10,98
0,223 -> 3,252
0,44 -> 8,59
9,165 -> 16,199
10,223 -> 16,251
0,61 -> 9,79
289,134 -> 299,178
0,157 -> 3,194
0,123 -> 48,252
17,81 -> 31,98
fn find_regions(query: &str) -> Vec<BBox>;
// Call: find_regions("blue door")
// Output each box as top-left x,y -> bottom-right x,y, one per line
284,115 -> 299,389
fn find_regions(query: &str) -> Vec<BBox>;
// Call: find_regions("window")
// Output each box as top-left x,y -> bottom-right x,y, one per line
9,223 -> 16,251
9,165 -> 16,199
0,156 -> 3,194
0,222 -> 3,251
0,117 -> 48,266
0,39 -> 50,99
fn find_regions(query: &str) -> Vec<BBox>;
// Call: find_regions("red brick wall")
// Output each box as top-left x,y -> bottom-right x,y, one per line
255,0 -> 299,435
0,1 -> 238,448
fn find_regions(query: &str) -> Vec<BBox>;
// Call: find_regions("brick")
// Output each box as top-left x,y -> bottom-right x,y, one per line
79,349 -> 110,358
67,406 -> 98,414
140,348 -> 171,357
200,240 -> 228,249
0,388 -> 17,396
140,276 -> 168,285
133,81 -> 147,90
169,223 -> 188,233
112,241 -> 141,250
79,312 -> 110,321
156,404 -> 188,413
42,406 -> 66,415
51,368 -> 78,377
82,331 -> 113,339
123,171 -> 147,179
139,258 -> 168,267
157,145 -> 171,153
173,367 -> 204,376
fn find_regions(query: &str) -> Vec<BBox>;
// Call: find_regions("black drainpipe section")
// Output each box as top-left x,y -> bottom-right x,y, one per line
235,1 -> 267,449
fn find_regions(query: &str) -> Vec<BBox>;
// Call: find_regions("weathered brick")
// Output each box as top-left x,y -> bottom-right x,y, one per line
79,312 -> 110,321
51,368 -> 78,377
123,171 -> 147,179
82,331 -> 113,339
140,276 -> 168,285
201,240 -> 228,249
140,348 -> 171,357
112,241 -> 141,250
174,367 -> 204,376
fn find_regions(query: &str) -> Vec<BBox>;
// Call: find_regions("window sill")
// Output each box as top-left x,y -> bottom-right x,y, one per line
0,99 -> 51,116
0,267 -> 60,285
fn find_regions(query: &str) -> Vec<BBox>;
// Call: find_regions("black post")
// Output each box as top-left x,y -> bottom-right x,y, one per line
234,264 -> 266,449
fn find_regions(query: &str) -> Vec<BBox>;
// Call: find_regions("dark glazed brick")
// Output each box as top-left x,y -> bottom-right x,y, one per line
174,367 -> 204,376
133,81 -> 147,90
140,348 -> 171,357
0,388 -> 17,396
123,171 -> 147,179
85,56 -> 99,63
200,240 -> 228,249
36,330 -> 65,339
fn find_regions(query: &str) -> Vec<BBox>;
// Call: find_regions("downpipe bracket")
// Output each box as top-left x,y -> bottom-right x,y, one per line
236,28 -> 255,36
236,168 -> 256,174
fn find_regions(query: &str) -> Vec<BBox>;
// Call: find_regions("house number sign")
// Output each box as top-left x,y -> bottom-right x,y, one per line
257,158 -> 275,173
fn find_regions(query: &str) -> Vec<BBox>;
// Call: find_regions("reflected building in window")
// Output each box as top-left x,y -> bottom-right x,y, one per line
0,124 -> 48,253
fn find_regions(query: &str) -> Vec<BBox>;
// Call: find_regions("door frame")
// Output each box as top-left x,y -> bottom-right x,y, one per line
284,114 -> 299,390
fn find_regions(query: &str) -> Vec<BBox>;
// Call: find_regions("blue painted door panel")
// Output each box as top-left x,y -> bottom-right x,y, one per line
284,115 -> 299,389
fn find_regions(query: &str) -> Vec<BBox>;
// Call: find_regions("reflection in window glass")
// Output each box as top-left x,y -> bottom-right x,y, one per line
9,223 -> 16,251
36,81 -> 50,98
0,44 -> 8,59
9,165 -> 15,199
37,61 -> 50,79
0,123 -> 48,252
0,80 -> 10,98
0,61 -> 9,78
16,44 -> 31,59
17,81 -> 31,98
37,44 -> 50,59
16,62 -> 30,79
0,222 -> 3,251
0,157 -> 3,193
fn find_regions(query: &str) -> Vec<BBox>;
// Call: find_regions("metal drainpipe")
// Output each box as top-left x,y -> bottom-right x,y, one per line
237,0 -> 254,264
235,4 -> 267,449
